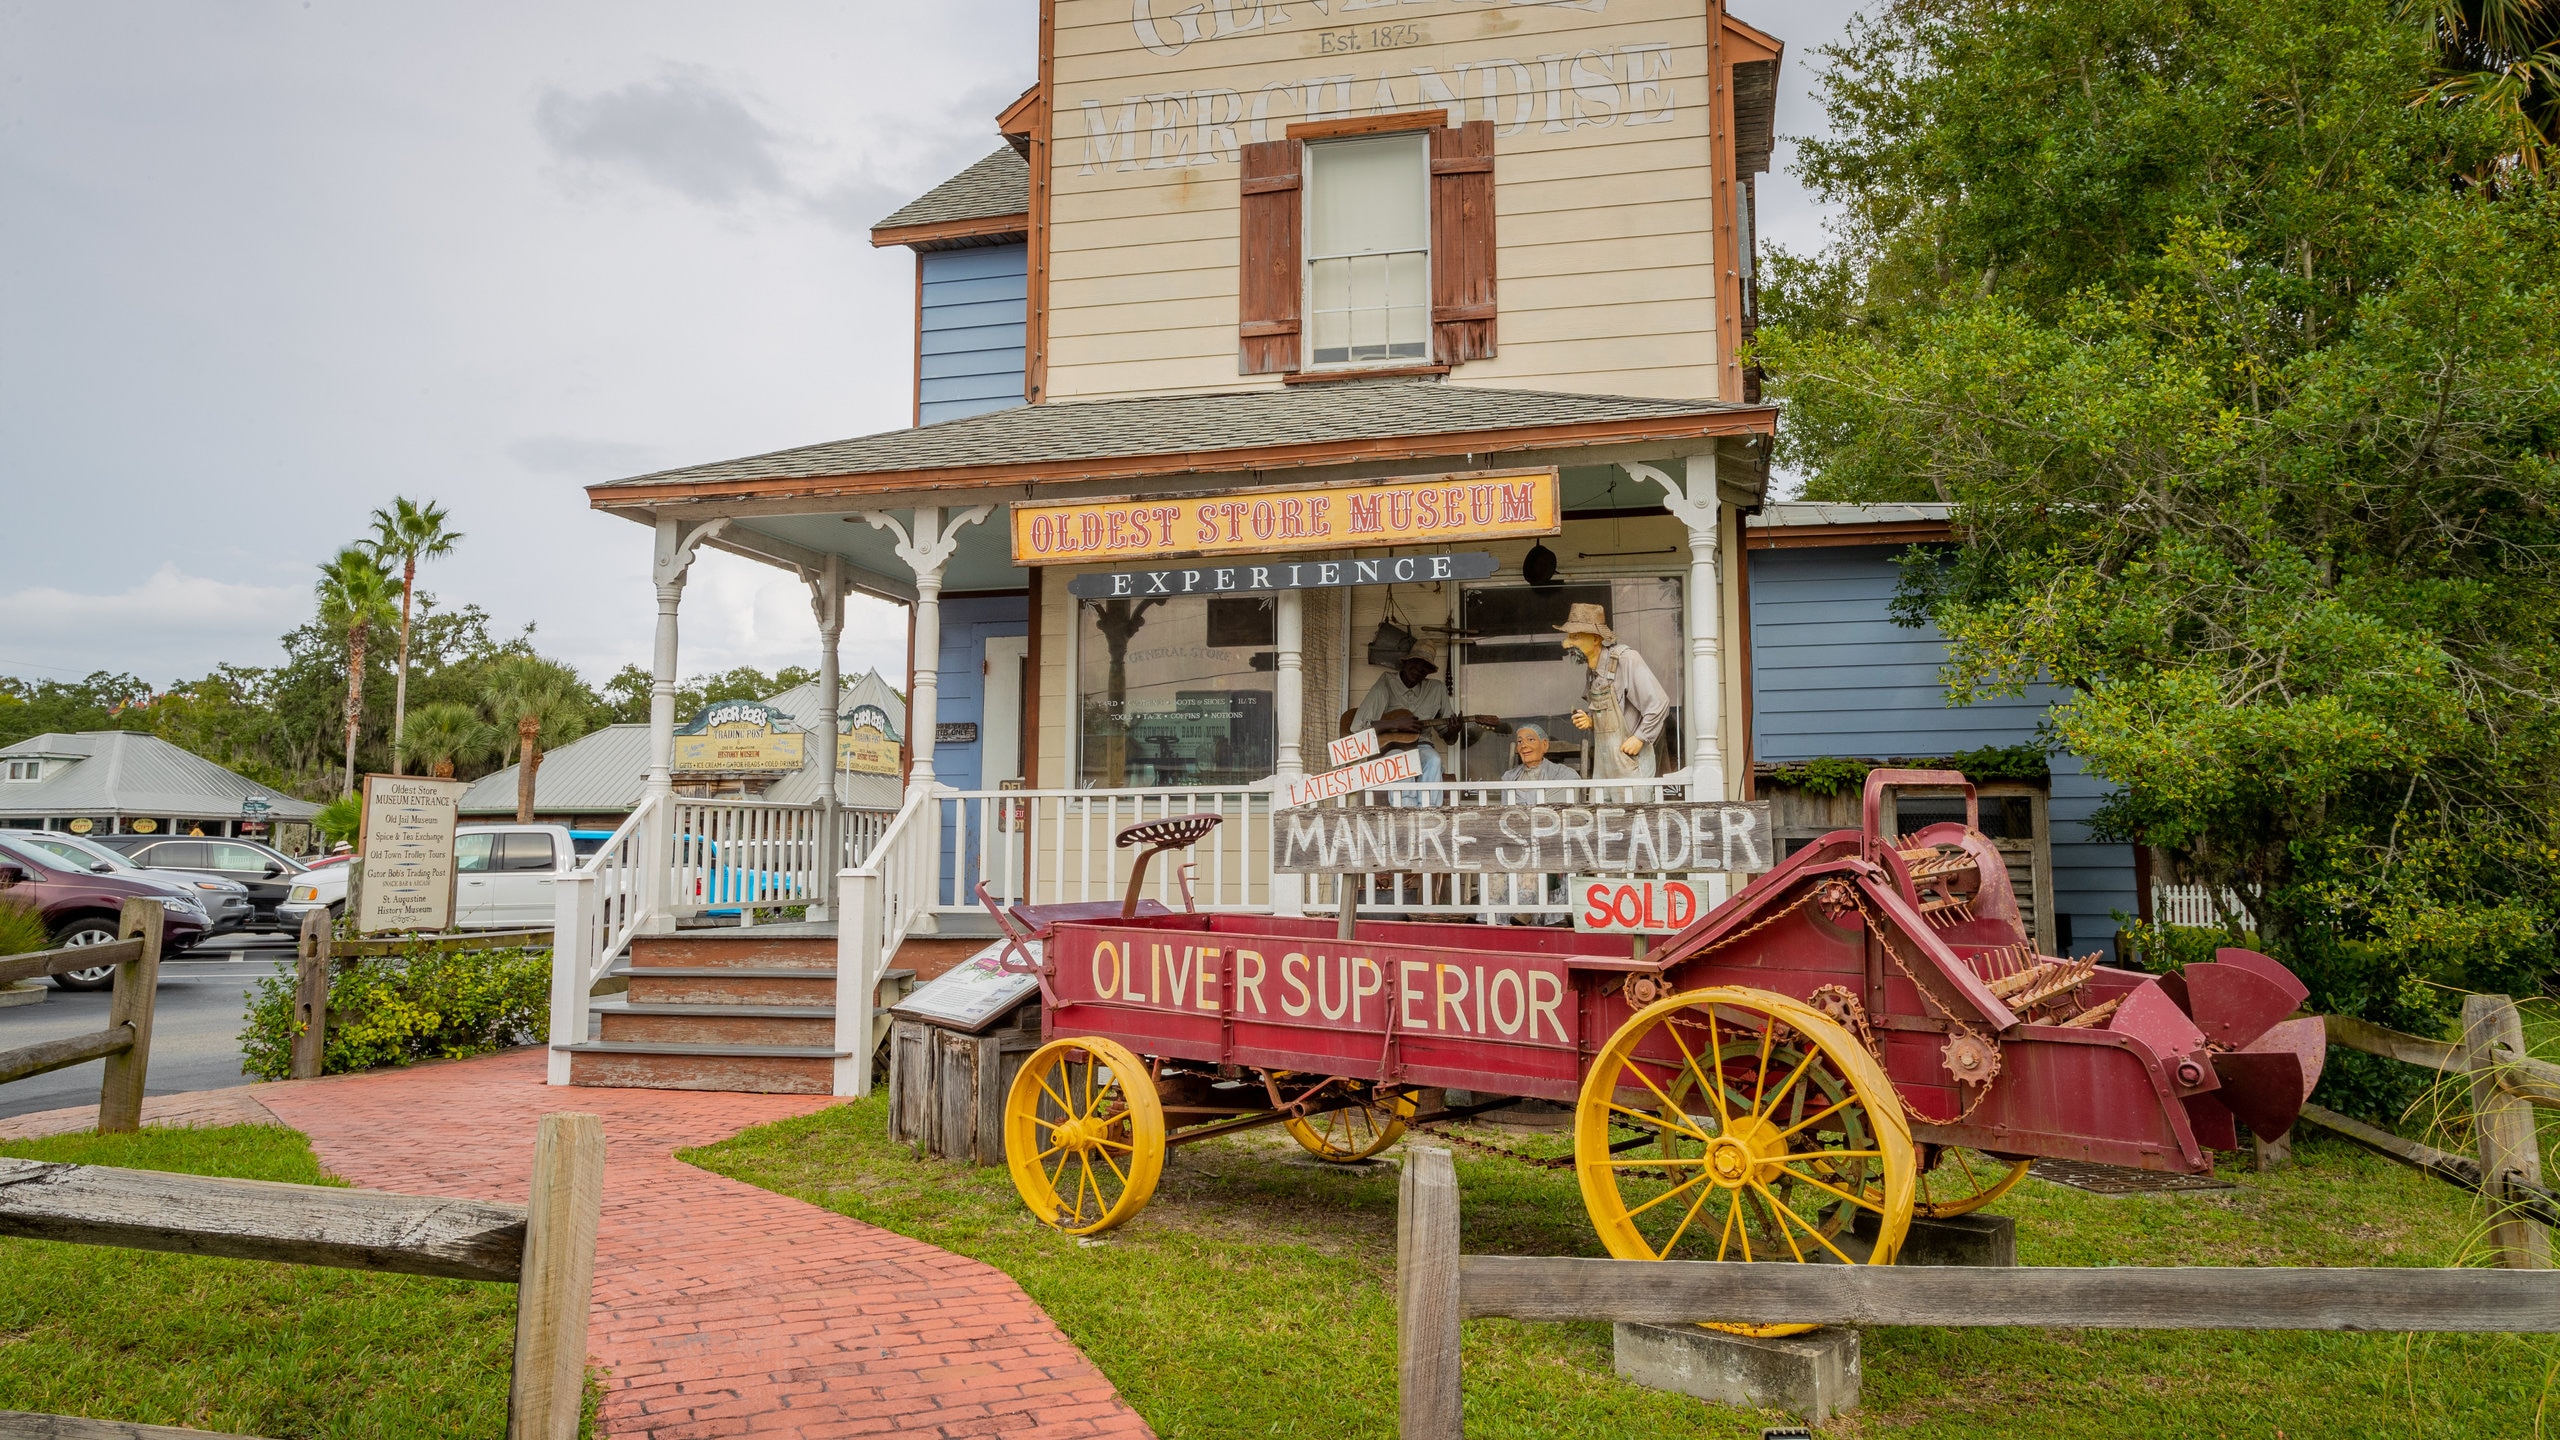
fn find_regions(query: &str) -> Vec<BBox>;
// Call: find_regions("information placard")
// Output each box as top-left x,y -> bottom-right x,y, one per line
890,939 -> 1044,1033
355,774 -> 468,934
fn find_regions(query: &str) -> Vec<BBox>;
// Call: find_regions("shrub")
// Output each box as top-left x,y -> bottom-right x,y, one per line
313,794 -> 362,848
241,944 -> 550,1080
0,897 -> 47,957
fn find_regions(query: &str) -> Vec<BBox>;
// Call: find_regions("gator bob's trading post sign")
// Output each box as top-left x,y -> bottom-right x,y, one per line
1011,468 -> 1559,563
840,704 -> 904,777
673,701 -> 805,773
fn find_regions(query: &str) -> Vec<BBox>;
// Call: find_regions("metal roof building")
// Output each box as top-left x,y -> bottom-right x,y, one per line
460,671 -> 907,824
0,731 -> 320,840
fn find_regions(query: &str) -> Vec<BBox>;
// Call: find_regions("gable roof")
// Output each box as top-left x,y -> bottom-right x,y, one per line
0,731 -> 321,821
871,148 -> 1031,249
590,382 -> 1775,506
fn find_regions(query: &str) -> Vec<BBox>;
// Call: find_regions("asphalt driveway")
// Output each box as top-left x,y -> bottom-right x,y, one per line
0,932 -> 298,1120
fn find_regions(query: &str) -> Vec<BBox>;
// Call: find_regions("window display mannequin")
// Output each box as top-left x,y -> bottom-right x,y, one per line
1559,602 -> 1668,781
1500,723 -> 1579,801
1351,652 -> 1501,743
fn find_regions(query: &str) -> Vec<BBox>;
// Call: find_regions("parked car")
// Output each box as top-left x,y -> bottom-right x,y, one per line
0,834 -> 212,989
13,832 -> 253,938
279,823 -> 578,931
97,834 -> 305,931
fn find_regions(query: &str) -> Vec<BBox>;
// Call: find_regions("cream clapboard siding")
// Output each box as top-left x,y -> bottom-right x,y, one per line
1047,0 -> 1720,403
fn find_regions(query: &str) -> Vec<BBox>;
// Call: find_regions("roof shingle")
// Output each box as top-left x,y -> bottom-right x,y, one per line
593,382 -> 1769,497
873,148 -> 1030,235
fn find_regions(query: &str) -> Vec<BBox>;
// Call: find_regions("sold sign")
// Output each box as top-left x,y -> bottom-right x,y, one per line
1569,877 -> 1704,934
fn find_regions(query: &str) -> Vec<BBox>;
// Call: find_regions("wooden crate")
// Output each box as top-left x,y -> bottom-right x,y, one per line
886,1010 -> 1040,1166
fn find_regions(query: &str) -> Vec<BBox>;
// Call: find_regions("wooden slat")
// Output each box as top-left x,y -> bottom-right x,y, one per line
0,1157 -> 526,1283
0,1411 -> 267,1439
328,928 -> 552,958
1236,137 -> 1301,375
1428,121 -> 1497,364
2464,995 -> 2552,1268
1456,1255 -> 2560,1332
2326,1013 -> 2461,1071
1396,1147 -> 1464,1440
0,939 -> 144,987
0,1026 -> 134,1087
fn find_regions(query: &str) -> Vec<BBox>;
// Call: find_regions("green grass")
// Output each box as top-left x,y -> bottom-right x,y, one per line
688,1105 -> 2559,1439
0,1123 -> 522,1438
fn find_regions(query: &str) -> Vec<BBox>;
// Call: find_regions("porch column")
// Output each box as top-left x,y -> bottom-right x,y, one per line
860,505 -> 995,793
644,516 -> 728,933
1272,588 -> 1306,916
804,554 -> 845,919
1623,456 -> 1726,797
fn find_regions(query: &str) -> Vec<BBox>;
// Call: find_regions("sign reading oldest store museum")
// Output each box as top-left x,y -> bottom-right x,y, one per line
1012,469 -> 1557,562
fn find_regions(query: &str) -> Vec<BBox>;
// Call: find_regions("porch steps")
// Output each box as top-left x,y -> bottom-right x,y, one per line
558,927 -> 915,1094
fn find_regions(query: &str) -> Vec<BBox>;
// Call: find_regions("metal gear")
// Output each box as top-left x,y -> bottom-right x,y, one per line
1809,984 -> 1862,1027
1624,974 -> 1665,1008
1941,1032 -> 2002,1087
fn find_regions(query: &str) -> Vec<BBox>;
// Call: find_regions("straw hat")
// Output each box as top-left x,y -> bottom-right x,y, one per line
1553,602 -> 1616,643
1375,708 -> 1425,741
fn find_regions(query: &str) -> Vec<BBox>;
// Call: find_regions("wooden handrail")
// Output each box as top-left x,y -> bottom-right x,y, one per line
0,899 -> 163,1133
0,937 -> 145,986
0,1025 -> 134,1087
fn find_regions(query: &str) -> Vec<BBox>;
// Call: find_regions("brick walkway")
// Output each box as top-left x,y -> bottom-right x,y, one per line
238,1049 -> 1153,1440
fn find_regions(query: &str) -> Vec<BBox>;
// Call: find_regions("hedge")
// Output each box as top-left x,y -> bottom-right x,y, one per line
241,943 -> 551,1081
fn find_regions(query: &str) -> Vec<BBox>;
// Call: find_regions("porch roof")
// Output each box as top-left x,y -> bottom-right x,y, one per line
587,382 -> 1775,508
870,147 -> 1030,250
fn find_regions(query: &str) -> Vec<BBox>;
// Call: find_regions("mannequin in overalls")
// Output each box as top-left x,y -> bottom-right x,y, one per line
1559,602 -> 1669,780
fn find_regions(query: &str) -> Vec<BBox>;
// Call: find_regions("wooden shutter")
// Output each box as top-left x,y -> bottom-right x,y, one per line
1429,120 -> 1497,364
1238,138 -> 1302,375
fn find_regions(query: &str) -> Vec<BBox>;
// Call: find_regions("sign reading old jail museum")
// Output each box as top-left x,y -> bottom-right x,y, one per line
1274,801 -> 1774,876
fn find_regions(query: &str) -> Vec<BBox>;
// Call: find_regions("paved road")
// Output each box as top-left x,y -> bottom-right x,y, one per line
0,932 -> 298,1120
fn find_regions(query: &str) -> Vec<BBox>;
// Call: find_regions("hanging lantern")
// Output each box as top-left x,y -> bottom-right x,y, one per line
1523,541 -> 1561,587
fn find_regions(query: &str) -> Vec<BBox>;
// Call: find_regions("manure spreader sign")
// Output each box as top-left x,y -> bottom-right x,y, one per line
356,774 -> 468,934
1274,801 -> 1775,876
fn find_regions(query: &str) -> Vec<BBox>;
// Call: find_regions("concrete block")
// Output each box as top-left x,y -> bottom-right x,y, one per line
1852,1210 -> 2017,1267
0,981 -> 45,1008
1613,1322 -> 1860,1424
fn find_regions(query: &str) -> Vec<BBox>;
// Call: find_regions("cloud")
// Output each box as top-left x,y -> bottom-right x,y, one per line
507,434 -> 661,480
0,565 -> 306,684
535,66 -> 791,207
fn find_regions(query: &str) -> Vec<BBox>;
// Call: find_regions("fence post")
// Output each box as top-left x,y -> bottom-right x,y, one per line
292,908 -> 331,1080
835,867 -> 880,1098
509,1110 -> 606,1440
2463,993 -> 2551,1269
95,899 -> 164,1133
1397,1145 -> 1464,1440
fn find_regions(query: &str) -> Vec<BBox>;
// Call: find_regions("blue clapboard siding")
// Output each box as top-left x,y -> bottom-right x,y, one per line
1750,543 -> 2139,960
919,244 -> 1027,424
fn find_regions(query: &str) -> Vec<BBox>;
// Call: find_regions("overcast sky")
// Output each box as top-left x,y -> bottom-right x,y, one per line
0,0 -> 1857,693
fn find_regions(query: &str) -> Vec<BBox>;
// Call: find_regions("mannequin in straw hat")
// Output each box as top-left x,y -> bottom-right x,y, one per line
1557,602 -> 1669,781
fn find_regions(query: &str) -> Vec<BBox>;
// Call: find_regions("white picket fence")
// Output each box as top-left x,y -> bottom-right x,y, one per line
2152,882 -> 2253,929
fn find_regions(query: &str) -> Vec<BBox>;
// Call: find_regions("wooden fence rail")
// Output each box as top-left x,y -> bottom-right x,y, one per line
0,1110 -> 604,1440
0,900 -> 164,1131
2306,995 -> 2554,1268
1396,1146 -> 2560,1440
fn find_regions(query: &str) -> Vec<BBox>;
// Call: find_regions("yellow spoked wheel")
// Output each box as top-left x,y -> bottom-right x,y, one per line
1286,1085 -> 1417,1163
1004,1036 -> 1165,1236
1905,1145 -> 2032,1218
1576,987 -> 1915,1338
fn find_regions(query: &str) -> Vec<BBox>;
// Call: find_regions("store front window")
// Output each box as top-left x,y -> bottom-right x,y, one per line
1078,595 -> 1276,788
1450,579 -> 1684,781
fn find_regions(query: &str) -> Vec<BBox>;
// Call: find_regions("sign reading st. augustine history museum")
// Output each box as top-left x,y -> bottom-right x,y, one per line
1274,801 -> 1776,876
354,774 -> 468,934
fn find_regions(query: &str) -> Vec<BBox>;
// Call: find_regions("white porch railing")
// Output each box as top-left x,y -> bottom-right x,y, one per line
935,776 -> 1697,924
2153,883 -> 2253,930
834,787 -> 939,1096
664,798 -> 901,922
547,792 -> 666,1084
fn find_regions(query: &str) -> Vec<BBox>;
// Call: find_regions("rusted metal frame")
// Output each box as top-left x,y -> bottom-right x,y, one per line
1910,1023 -> 2212,1175
1164,1092 -> 1370,1149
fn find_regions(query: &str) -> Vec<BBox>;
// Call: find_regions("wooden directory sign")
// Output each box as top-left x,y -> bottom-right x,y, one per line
355,774 -> 468,934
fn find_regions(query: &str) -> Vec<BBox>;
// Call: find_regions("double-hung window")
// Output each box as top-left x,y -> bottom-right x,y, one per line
1304,134 -> 1431,368
1237,114 -> 1497,377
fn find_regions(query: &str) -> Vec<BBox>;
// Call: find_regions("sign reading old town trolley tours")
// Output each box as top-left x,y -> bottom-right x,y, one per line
673,701 -> 804,773
1273,800 -> 1775,876
1012,468 -> 1558,563
1066,551 -> 1496,599
354,774 -> 467,934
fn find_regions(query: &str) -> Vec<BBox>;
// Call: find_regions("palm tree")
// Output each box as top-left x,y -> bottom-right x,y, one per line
482,656 -> 592,823
2413,0 -> 2560,174
314,546 -> 400,795
365,498 -> 464,775
400,700 -> 494,779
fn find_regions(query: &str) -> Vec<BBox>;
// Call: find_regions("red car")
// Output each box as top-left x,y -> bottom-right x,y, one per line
0,834 -> 211,989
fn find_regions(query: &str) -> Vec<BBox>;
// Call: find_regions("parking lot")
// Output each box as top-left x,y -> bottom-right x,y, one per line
0,931 -> 299,1119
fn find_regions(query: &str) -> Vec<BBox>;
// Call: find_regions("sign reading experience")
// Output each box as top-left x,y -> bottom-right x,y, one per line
1011,468 -> 1558,563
